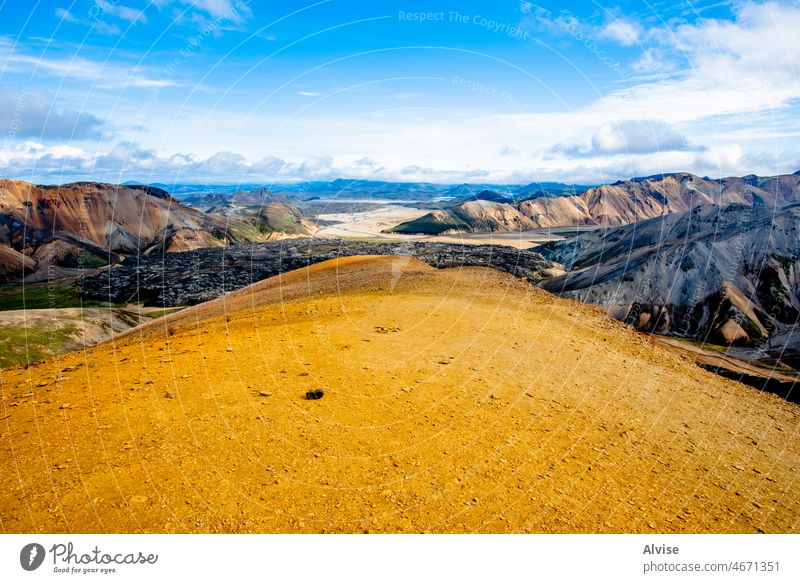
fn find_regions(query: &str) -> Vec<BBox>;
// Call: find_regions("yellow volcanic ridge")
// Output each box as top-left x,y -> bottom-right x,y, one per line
1,256 -> 798,533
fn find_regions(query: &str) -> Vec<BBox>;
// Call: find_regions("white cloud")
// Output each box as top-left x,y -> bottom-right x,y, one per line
54,8 -> 81,24
93,21 -> 123,36
298,156 -> 334,178
670,1 -> 800,86
0,138 -> 788,187
155,0 -> 253,25
0,44 -> 180,89
5,1 -> 800,186
591,120 -> 690,155
598,19 -> 641,46
631,48 -> 668,74
112,5 -> 148,24
0,92 -> 105,139
695,144 -> 745,170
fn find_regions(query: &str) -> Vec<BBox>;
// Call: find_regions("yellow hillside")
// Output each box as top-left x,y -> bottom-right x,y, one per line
1,256 -> 798,533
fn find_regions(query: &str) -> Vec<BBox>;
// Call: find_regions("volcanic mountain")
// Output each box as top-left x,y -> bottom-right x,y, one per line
0,180 -> 314,281
390,172 -> 800,234
1,256 -> 797,533
535,203 -> 800,364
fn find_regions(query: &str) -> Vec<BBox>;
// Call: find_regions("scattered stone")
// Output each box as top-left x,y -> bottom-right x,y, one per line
374,326 -> 400,333
164,392 -> 177,399
259,391 -> 272,397
59,403 -> 71,410
305,389 -> 324,400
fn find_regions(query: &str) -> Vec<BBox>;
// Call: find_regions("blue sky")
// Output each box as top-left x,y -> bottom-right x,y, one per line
0,0 -> 798,184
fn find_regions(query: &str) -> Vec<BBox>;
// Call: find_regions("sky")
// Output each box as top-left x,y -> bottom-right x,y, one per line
0,0 -> 799,185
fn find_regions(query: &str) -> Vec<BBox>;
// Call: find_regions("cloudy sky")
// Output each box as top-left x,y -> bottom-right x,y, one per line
0,0 -> 798,185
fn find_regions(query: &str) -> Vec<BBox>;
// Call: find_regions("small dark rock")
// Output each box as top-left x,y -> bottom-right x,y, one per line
305,389 -> 324,400
164,392 -> 177,399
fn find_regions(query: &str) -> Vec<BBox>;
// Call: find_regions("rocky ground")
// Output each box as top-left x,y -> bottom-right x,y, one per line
1,256 -> 798,533
78,238 -> 557,307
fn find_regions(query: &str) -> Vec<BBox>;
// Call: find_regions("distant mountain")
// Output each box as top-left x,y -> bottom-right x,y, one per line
390,172 -> 800,235
471,189 -> 514,203
515,181 -> 592,198
0,180 -> 294,282
123,179 -> 600,204
534,203 -> 800,361
274,179 -> 447,200
183,188 -> 290,209
183,187 -> 315,237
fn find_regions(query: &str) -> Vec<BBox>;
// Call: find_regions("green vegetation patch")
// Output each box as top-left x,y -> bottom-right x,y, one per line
388,212 -> 469,235
0,284 -> 108,311
0,324 -> 77,368
145,307 -> 184,319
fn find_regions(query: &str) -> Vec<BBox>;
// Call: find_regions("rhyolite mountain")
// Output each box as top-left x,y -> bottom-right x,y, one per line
0,180 -> 314,281
390,172 -> 800,234
183,187 -> 317,236
534,203 -> 800,364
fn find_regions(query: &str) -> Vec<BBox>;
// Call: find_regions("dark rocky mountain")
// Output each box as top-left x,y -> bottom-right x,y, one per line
534,203 -> 800,363
471,189 -> 514,203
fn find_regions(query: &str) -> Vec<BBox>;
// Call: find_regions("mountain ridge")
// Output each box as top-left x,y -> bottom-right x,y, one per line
389,171 -> 800,234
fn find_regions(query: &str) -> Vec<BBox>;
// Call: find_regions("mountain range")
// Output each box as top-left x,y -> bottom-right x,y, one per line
390,172 -> 800,234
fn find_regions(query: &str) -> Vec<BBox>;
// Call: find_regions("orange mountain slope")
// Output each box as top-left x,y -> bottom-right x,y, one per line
1,256 -> 798,533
